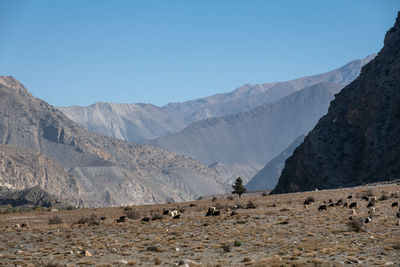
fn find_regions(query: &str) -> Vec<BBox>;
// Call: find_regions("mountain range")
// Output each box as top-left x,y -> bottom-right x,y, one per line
0,76 -> 229,207
59,55 -> 375,144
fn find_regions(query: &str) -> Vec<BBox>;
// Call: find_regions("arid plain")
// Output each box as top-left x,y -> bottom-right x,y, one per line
0,183 -> 399,267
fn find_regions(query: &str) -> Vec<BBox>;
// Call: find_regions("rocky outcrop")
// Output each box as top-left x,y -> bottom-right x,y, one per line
164,55 -> 375,124
0,144 -> 83,205
58,102 -> 187,143
0,186 -> 70,207
148,82 -> 342,180
272,13 -> 400,194
246,135 -> 305,191
0,76 -> 229,206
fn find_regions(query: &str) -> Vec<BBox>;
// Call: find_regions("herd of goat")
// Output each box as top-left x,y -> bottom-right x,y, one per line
114,191 -> 400,228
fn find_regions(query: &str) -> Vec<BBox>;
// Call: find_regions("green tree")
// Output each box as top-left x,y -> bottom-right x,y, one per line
232,177 -> 246,198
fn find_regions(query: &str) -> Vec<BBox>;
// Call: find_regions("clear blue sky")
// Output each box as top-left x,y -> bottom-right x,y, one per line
0,1 -> 399,107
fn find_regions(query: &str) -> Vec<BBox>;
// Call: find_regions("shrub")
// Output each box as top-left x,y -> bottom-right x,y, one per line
151,213 -> 163,221
211,197 -> 217,202
125,210 -> 140,219
222,244 -> 231,252
124,206 -> 133,211
77,214 -> 100,225
379,192 -> 390,201
48,216 -> 63,225
65,206 -> 75,211
227,195 -> 234,200
305,196 -> 315,203
348,218 -> 366,232
261,192 -> 269,197
246,200 -> 257,209
234,240 -> 242,247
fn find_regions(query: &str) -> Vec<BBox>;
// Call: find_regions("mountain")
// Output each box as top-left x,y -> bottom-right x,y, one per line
246,135 -> 305,191
58,102 -> 187,144
272,13 -> 400,194
0,76 -> 229,207
147,82 -> 343,180
164,55 -> 376,124
57,56 -> 375,144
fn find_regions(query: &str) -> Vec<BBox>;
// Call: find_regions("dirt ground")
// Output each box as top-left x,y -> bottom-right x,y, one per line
0,184 -> 399,266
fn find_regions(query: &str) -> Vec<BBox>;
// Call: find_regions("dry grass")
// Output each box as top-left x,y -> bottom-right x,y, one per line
0,184 -> 399,266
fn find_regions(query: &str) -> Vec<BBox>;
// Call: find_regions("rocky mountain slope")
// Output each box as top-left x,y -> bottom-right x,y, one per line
0,144 -> 84,205
58,102 -> 187,143
164,55 -> 375,124
246,135 -> 305,191
272,13 -> 400,194
147,82 -> 343,180
0,186 -> 69,207
0,76 -> 229,207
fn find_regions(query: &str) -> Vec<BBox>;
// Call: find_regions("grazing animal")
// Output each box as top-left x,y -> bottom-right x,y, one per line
117,216 -> 126,223
189,203 -> 198,207
230,211 -> 238,216
173,214 -> 180,219
368,207 -> 375,214
304,200 -> 310,206
362,196 -> 369,201
141,217 -> 150,222
21,223 -> 28,228
318,205 -> 327,211
349,208 -> 357,215
212,211 -> 221,216
396,212 -> 400,218
304,204 -> 308,209
343,202 -> 348,207
100,216 -> 107,221
336,199 -> 343,204
206,207 -> 217,216
168,210 -> 179,217
335,203 -> 341,207
328,203 -> 335,207
367,202 -> 374,208
349,202 -> 357,209
163,209 -> 170,215
348,195 -> 353,199
364,217 -> 372,224
328,199 -> 333,203
392,202 -> 398,208
370,196 -> 377,202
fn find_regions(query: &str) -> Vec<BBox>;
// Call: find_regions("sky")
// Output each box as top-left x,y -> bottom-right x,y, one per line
0,1 -> 399,107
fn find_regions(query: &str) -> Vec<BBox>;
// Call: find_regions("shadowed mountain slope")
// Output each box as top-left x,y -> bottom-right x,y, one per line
272,13 -> 400,194
246,135 -> 305,191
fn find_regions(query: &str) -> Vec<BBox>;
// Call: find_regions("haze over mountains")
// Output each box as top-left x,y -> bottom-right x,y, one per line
0,76 -> 229,207
272,13 -> 400,194
148,82 -> 343,181
59,55 -> 375,144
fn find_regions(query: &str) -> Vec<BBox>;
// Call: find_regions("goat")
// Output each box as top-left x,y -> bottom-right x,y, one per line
141,217 -> 150,222
318,205 -> 327,211
364,217 -> 372,224
116,216 -> 126,223
391,202 -> 398,208
206,207 -> 217,216
367,202 -> 374,208
368,207 -> 375,214
348,195 -> 353,199
168,210 -> 179,217
349,202 -> 357,209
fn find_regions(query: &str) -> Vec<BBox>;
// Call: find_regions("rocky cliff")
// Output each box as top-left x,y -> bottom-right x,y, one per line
272,13 -> 400,194
0,76 -> 229,206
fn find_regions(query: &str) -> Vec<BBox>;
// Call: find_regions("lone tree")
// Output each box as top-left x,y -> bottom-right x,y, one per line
232,177 -> 246,198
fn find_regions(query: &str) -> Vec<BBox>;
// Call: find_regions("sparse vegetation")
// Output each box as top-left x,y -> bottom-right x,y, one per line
0,183 -> 399,266
48,215 -> 63,225
124,209 -> 140,219
246,200 -> 257,209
